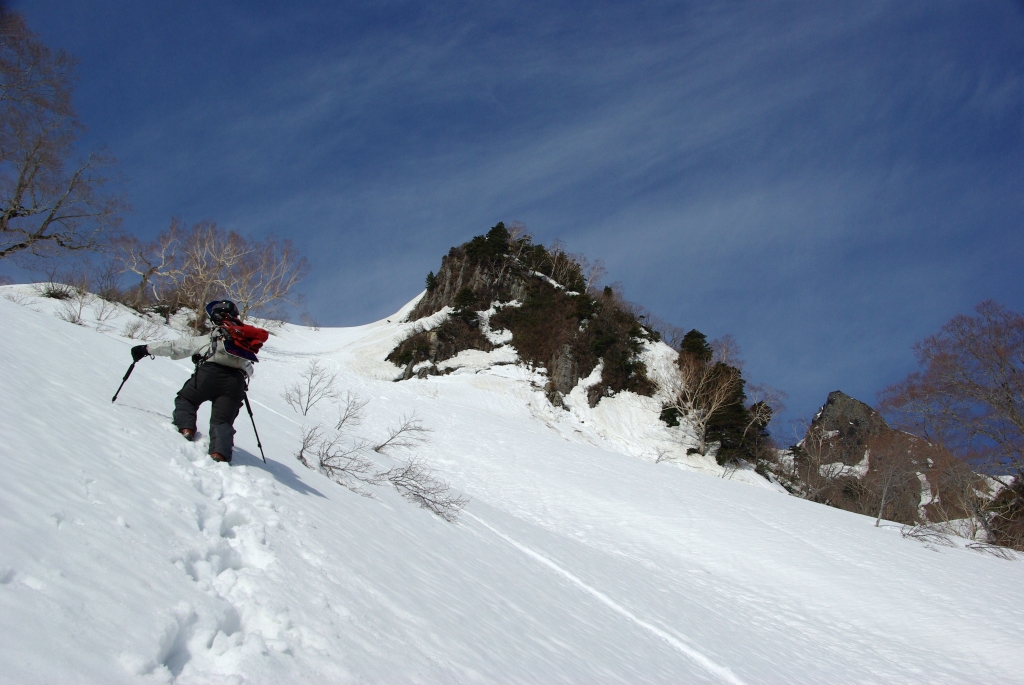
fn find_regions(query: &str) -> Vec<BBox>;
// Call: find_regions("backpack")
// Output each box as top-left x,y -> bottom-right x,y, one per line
217,319 -> 269,362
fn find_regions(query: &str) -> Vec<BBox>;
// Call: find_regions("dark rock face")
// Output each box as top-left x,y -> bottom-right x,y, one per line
408,249 -> 527,322
549,344 -> 578,396
806,390 -> 892,465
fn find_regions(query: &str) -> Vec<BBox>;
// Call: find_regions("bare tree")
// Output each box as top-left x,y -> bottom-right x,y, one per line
113,219 -> 308,325
571,253 -> 607,294
372,413 -> 431,453
931,457 -> 997,541
653,321 -> 688,351
787,420 -> 852,504
384,458 -> 469,523
878,300 -> 1024,472
745,384 -> 786,438
283,359 -> 341,415
545,239 -> 581,288
666,353 -> 742,456
864,432 -> 921,527
110,219 -> 182,305
224,235 -> 309,319
0,11 -> 122,262
176,221 -> 248,326
506,221 -> 530,244
710,334 -> 744,369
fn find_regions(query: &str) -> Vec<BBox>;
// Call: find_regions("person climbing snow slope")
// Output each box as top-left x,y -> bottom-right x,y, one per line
130,300 -> 268,463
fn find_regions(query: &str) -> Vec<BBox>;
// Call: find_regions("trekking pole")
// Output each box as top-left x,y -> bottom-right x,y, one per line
111,362 -> 136,403
242,393 -> 267,463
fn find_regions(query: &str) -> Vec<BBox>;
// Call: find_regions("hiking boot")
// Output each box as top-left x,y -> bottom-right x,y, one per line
180,428 -> 196,441
210,452 -> 231,464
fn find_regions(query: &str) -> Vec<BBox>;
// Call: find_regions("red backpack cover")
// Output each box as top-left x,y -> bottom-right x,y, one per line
219,320 -> 269,362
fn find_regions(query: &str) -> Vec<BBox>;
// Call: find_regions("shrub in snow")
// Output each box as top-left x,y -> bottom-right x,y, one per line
294,396 -> 466,522
283,359 -> 341,416
384,458 -> 469,523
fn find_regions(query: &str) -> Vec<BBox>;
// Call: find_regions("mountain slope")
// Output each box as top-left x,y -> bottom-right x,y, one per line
1,286 -> 1022,684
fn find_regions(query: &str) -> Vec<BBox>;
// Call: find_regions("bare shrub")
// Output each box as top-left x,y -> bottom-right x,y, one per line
900,523 -> 956,549
384,458 -> 469,522
120,316 -> 163,340
291,396 -> 463,521
297,425 -> 382,496
335,391 -> 369,432
654,445 -> 674,463
318,440 -> 381,494
55,276 -> 92,325
91,295 -> 118,330
295,424 -> 321,470
2,288 -> 31,305
966,541 -> 1019,560
36,278 -> 75,300
372,413 -> 431,453
930,457 -> 997,542
283,359 -> 341,415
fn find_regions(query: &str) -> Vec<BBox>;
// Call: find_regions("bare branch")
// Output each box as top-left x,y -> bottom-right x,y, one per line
372,413 -> 432,454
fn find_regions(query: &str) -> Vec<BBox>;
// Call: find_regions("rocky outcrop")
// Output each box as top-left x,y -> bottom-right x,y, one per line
805,390 -> 892,466
390,224 -> 657,407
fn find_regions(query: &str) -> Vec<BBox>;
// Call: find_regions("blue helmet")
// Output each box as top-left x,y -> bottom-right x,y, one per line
205,300 -> 239,324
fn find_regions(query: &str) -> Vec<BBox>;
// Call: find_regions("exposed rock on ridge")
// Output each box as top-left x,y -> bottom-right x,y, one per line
805,390 -> 892,466
389,223 -> 657,406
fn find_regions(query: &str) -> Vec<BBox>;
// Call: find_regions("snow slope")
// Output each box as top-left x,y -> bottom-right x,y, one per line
1,285 -> 1023,684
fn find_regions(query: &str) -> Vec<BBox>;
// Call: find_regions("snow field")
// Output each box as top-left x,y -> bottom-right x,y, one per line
1,285 -> 1023,684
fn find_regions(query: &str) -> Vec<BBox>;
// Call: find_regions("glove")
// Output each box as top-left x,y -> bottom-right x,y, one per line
131,345 -> 150,362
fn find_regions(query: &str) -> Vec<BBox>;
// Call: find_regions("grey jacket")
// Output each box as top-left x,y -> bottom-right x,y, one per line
148,331 -> 254,378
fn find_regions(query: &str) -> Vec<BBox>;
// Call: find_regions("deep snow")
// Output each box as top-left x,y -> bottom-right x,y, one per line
1,285 -> 1023,684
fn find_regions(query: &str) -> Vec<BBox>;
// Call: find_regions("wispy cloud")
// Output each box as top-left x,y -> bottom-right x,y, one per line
14,0 -> 1024,426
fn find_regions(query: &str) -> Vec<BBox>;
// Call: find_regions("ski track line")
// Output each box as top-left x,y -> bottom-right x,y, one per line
465,512 -> 747,685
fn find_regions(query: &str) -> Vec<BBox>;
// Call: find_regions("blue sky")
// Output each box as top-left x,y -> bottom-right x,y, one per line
11,0 -> 1024,434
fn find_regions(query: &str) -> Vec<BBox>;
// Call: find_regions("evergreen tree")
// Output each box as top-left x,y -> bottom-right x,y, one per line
453,287 -> 479,323
705,368 -> 751,465
425,271 -> 437,292
679,329 -> 712,362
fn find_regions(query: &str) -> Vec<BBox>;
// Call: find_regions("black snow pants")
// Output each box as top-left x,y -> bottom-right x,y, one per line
173,362 -> 247,458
